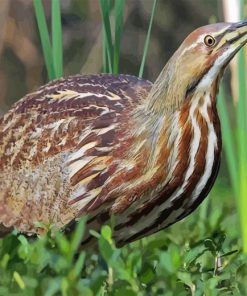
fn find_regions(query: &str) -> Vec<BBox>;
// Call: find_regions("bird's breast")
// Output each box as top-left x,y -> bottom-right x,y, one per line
168,92 -> 221,209
114,92 -> 221,245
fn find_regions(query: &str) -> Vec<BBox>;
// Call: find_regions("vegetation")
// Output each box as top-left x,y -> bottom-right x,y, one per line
1,0 -> 247,295
33,0 -> 63,79
218,0 -> 247,253
1,185 -> 247,295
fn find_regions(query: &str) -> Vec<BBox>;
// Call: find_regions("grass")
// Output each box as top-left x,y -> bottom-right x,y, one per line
139,0 -> 157,78
51,0 -> 63,78
33,0 -> 63,80
99,0 -> 157,77
99,0 -> 125,74
217,0 -> 247,253
1,185 -> 247,295
1,0 -> 247,295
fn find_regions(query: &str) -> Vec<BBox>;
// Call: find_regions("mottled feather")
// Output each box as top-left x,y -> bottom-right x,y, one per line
0,74 -> 152,237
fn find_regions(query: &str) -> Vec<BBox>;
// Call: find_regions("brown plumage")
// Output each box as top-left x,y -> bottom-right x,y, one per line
1,21 -> 247,247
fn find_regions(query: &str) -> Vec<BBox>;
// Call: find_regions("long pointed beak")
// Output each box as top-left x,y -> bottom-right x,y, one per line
226,20 -> 247,49
233,20 -> 247,29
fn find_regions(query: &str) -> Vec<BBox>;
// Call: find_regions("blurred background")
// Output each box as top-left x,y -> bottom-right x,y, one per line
0,0 -> 224,115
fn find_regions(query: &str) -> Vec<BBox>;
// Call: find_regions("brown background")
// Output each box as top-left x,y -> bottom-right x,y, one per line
0,0 -> 221,115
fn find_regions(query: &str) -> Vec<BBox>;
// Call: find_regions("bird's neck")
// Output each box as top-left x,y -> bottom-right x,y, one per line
145,52 -> 193,114
145,53 -> 223,116
130,59 -> 222,181
135,72 -> 222,180
117,76 -> 221,216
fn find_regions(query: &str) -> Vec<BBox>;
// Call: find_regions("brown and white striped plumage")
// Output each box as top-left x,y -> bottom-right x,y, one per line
1,21 -> 247,246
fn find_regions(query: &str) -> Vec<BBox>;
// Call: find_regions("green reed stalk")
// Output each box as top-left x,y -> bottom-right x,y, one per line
33,0 -> 63,80
113,0 -> 124,73
52,0 -> 63,78
139,0 -> 157,78
236,0 -> 247,253
237,48 -> 247,252
99,0 -> 113,73
218,88 -> 239,198
218,0 -> 247,252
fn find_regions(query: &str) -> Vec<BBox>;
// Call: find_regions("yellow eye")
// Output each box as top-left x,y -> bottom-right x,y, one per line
204,35 -> 216,47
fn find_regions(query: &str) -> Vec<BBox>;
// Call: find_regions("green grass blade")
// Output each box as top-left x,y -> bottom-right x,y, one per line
237,48 -> 247,253
139,0 -> 157,78
240,0 -> 245,19
33,0 -> 55,80
237,49 -> 247,179
218,87 -> 238,197
99,0 -> 113,73
113,0 -> 124,73
52,0 -> 63,78
103,30 -> 109,73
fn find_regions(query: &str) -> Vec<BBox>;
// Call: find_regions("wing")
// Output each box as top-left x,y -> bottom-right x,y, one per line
0,74 -> 152,234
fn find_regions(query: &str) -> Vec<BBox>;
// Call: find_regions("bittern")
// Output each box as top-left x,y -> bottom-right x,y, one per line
0,21 -> 247,247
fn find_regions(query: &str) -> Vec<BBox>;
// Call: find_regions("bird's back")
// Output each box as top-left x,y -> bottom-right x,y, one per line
0,74 -> 152,237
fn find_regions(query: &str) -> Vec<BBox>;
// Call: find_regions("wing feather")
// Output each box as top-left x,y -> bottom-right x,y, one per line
0,74 -> 152,235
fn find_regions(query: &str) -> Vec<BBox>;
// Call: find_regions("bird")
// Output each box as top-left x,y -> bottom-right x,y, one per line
0,21 -> 247,247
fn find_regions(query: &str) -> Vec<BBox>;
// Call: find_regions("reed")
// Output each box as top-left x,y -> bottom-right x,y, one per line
33,0 -> 63,80
218,0 -> 247,252
99,0 -> 157,76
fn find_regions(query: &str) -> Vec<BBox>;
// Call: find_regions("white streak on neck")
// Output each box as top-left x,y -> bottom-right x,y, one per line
197,48 -> 235,91
116,97 -> 202,237
189,93 -> 217,203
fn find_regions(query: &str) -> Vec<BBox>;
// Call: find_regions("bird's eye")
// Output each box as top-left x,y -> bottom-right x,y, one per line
204,35 -> 216,47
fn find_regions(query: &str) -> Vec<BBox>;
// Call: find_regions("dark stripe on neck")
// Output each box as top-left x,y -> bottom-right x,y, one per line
185,78 -> 202,98
185,59 -> 217,99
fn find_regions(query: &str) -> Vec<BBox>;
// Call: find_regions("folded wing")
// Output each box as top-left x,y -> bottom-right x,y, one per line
0,74 -> 152,235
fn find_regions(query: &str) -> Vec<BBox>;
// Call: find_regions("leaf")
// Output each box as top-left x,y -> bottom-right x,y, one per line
140,267 -> 155,284
33,0 -> 55,80
101,225 -> 112,243
139,0 -> 157,78
0,253 -> 10,270
44,278 -> 62,296
70,218 -> 86,256
89,229 -> 101,239
70,252 -> 86,280
99,238 -> 113,262
220,250 -> 238,258
55,232 -> 70,256
18,235 -> 30,259
177,271 -> 193,288
204,239 -> 216,256
99,0 -> 113,73
113,0 -> 125,73
13,271 -> 25,290
218,88 -> 238,197
52,0 -> 63,78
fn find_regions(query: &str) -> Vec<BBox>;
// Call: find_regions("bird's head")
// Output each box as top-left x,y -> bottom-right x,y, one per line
149,21 -> 247,112
179,20 -> 247,94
